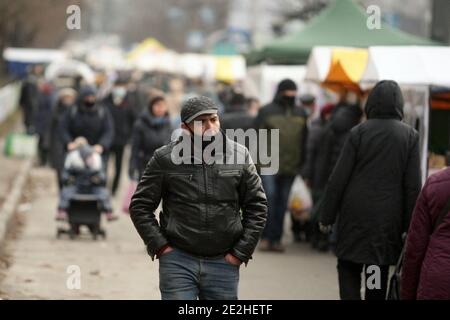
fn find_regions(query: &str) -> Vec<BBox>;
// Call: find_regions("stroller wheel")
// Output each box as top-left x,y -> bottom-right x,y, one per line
69,224 -> 79,240
56,227 -> 65,239
88,224 -> 99,240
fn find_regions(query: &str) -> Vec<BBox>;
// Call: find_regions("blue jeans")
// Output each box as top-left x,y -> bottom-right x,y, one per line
261,174 -> 295,244
159,248 -> 240,300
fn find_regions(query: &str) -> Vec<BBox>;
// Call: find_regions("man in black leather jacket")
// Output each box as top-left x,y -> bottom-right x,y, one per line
130,96 -> 267,300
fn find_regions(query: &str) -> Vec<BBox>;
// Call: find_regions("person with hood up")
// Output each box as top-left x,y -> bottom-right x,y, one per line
318,80 -> 422,300
256,79 -> 308,252
129,96 -> 173,181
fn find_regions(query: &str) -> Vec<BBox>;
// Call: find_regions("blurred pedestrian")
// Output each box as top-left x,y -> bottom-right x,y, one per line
221,93 -> 256,131
311,98 -> 363,251
301,103 -> 335,248
104,80 -> 136,196
60,86 -> 114,168
256,79 -> 308,252
290,93 -> 318,243
35,81 -> 54,166
401,167 -> 450,300
318,80 -> 421,300
129,96 -> 172,181
19,64 -> 44,134
48,88 -> 77,190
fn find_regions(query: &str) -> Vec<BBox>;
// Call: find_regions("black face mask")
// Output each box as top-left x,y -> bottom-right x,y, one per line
281,95 -> 296,107
84,100 -> 95,109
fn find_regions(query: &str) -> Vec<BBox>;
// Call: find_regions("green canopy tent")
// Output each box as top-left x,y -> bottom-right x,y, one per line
247,0 -> 438,65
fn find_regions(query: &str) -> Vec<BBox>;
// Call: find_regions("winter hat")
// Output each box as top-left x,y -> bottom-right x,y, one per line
181,96 -> 219,124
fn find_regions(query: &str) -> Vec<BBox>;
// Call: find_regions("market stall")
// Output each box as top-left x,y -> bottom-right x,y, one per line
360,46 -> 450,181
3,47 -> 67,78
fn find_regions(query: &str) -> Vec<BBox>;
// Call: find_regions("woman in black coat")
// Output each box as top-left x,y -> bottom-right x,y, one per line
129,96 -> 173,180
319,80 -> 422,300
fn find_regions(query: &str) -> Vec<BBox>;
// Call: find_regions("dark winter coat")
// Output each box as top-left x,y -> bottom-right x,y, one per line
35,91 -> 53,140
48,100 -> 74,171
319,80 -> 422,265
255,96 -> 308,176
129,111 -> 172,179
401,167 -> 450,300
129,133 -> 268,263
220,105 -> 256,152
302,117 -> 328,190
60,89 -> 114,151
220,111 -> 256,133
19,75 -> 39,130
103,94 -> 136,147
311,104 -> 362,191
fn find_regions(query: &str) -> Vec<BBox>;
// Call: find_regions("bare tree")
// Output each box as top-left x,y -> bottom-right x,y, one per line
0,0 -> 82,72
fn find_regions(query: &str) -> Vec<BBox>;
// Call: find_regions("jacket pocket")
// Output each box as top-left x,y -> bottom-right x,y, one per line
215,169 -> 241,201
218,169 -> 241,177
167,172 -> 198,201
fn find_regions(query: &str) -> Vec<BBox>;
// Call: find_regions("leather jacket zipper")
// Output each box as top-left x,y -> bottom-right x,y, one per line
167,173 -> 193,181
202,163 -> 208,230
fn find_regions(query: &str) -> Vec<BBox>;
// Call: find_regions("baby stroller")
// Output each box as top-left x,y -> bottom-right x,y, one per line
56,143 -> 110,240
57,194 -> 106,240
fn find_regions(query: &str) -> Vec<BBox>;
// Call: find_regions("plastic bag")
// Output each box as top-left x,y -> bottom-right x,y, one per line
288,175 -> 312,222
3,133 -> 37,158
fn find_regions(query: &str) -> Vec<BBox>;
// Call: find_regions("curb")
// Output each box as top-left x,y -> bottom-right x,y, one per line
0,158 -> 33,245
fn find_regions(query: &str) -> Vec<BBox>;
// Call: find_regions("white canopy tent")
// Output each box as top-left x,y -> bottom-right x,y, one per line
45,59 -> 96,85
3,47 -> 67,64
360,46 -> 450,182
304,47 -> 333,83
360,46 -> 450,88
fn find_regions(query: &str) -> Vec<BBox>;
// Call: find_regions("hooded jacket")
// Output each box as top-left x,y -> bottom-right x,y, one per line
129,110 -> 173,179
319,80 -> 422,265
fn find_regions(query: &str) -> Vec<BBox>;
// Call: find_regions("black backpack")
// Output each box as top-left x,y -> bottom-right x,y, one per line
387,196 -> 450,300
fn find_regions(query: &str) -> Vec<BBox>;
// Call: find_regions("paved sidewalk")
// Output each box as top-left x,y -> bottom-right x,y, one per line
0,166 -> 339,300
